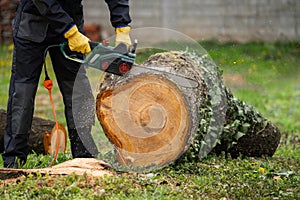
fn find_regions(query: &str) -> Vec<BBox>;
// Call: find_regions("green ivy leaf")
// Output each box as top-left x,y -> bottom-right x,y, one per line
241,123 -> 250,132
235,131 -> 246,140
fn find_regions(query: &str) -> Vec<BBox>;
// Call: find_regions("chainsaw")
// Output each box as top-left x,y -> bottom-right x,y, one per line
60,40 -> 198,88
60,40 -> 137,76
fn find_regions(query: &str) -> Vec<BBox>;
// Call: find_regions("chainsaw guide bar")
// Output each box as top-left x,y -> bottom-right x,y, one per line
130,65 -> 199,88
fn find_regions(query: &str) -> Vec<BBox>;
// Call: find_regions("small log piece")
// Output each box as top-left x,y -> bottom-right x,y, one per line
0,109 -> 56,154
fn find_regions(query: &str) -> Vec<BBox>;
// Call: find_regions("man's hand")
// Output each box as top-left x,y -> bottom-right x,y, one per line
64,25 -> 91,54
115,26 -> 131,48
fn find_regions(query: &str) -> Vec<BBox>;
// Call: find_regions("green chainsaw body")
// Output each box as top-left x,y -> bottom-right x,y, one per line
60,41 -> 136,76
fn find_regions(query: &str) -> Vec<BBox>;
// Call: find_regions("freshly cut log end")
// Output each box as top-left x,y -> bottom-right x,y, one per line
96,74 -> 191,167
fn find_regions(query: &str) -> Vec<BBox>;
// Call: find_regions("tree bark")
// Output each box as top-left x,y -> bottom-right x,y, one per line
96,51 -> 281,169
0,109 -> 55,154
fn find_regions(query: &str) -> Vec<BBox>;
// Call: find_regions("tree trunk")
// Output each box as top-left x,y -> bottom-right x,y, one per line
0,109 -> 55,154
96,51 -> 281,169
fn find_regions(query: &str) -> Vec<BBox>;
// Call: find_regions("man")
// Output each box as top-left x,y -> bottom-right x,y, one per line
2,0 -> 132,168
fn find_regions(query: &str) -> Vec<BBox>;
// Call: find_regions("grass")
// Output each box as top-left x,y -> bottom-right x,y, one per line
0,41 -> 299,199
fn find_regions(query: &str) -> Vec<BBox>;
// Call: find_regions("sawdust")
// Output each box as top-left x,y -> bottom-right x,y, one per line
0,158 -> 113,182
222,74 -> 247,88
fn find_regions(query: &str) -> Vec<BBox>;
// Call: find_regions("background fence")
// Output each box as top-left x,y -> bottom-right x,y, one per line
0,0 -> 299,43
83,0 -> 300,42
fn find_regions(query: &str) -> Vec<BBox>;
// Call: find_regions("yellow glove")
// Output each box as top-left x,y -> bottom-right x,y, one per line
115,26 -> 131,48
64,25 -> 91,54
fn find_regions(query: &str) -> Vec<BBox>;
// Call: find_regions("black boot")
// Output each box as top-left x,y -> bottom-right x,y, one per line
3,157 -> 25,168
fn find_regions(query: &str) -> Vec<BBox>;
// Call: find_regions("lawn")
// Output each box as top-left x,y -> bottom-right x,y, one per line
0,41 -> 299,199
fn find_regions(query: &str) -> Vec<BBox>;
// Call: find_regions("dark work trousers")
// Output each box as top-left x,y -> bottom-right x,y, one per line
2,36 -> 98,168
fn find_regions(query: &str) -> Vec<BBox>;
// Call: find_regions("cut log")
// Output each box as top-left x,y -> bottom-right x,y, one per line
0,109 -> 56,154
96,51 -> 204,169
96,51 -> 281,170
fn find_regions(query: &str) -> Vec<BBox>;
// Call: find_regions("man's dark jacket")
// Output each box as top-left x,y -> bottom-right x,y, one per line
15,0 -> 131,43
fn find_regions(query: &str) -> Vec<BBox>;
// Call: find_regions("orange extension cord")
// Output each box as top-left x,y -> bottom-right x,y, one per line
42,44 -> 65,165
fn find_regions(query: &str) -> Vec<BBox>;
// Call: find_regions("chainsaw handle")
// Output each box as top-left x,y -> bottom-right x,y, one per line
89,41 -> 99,50
60,42 -> 99,63
60,43 -> 86,64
